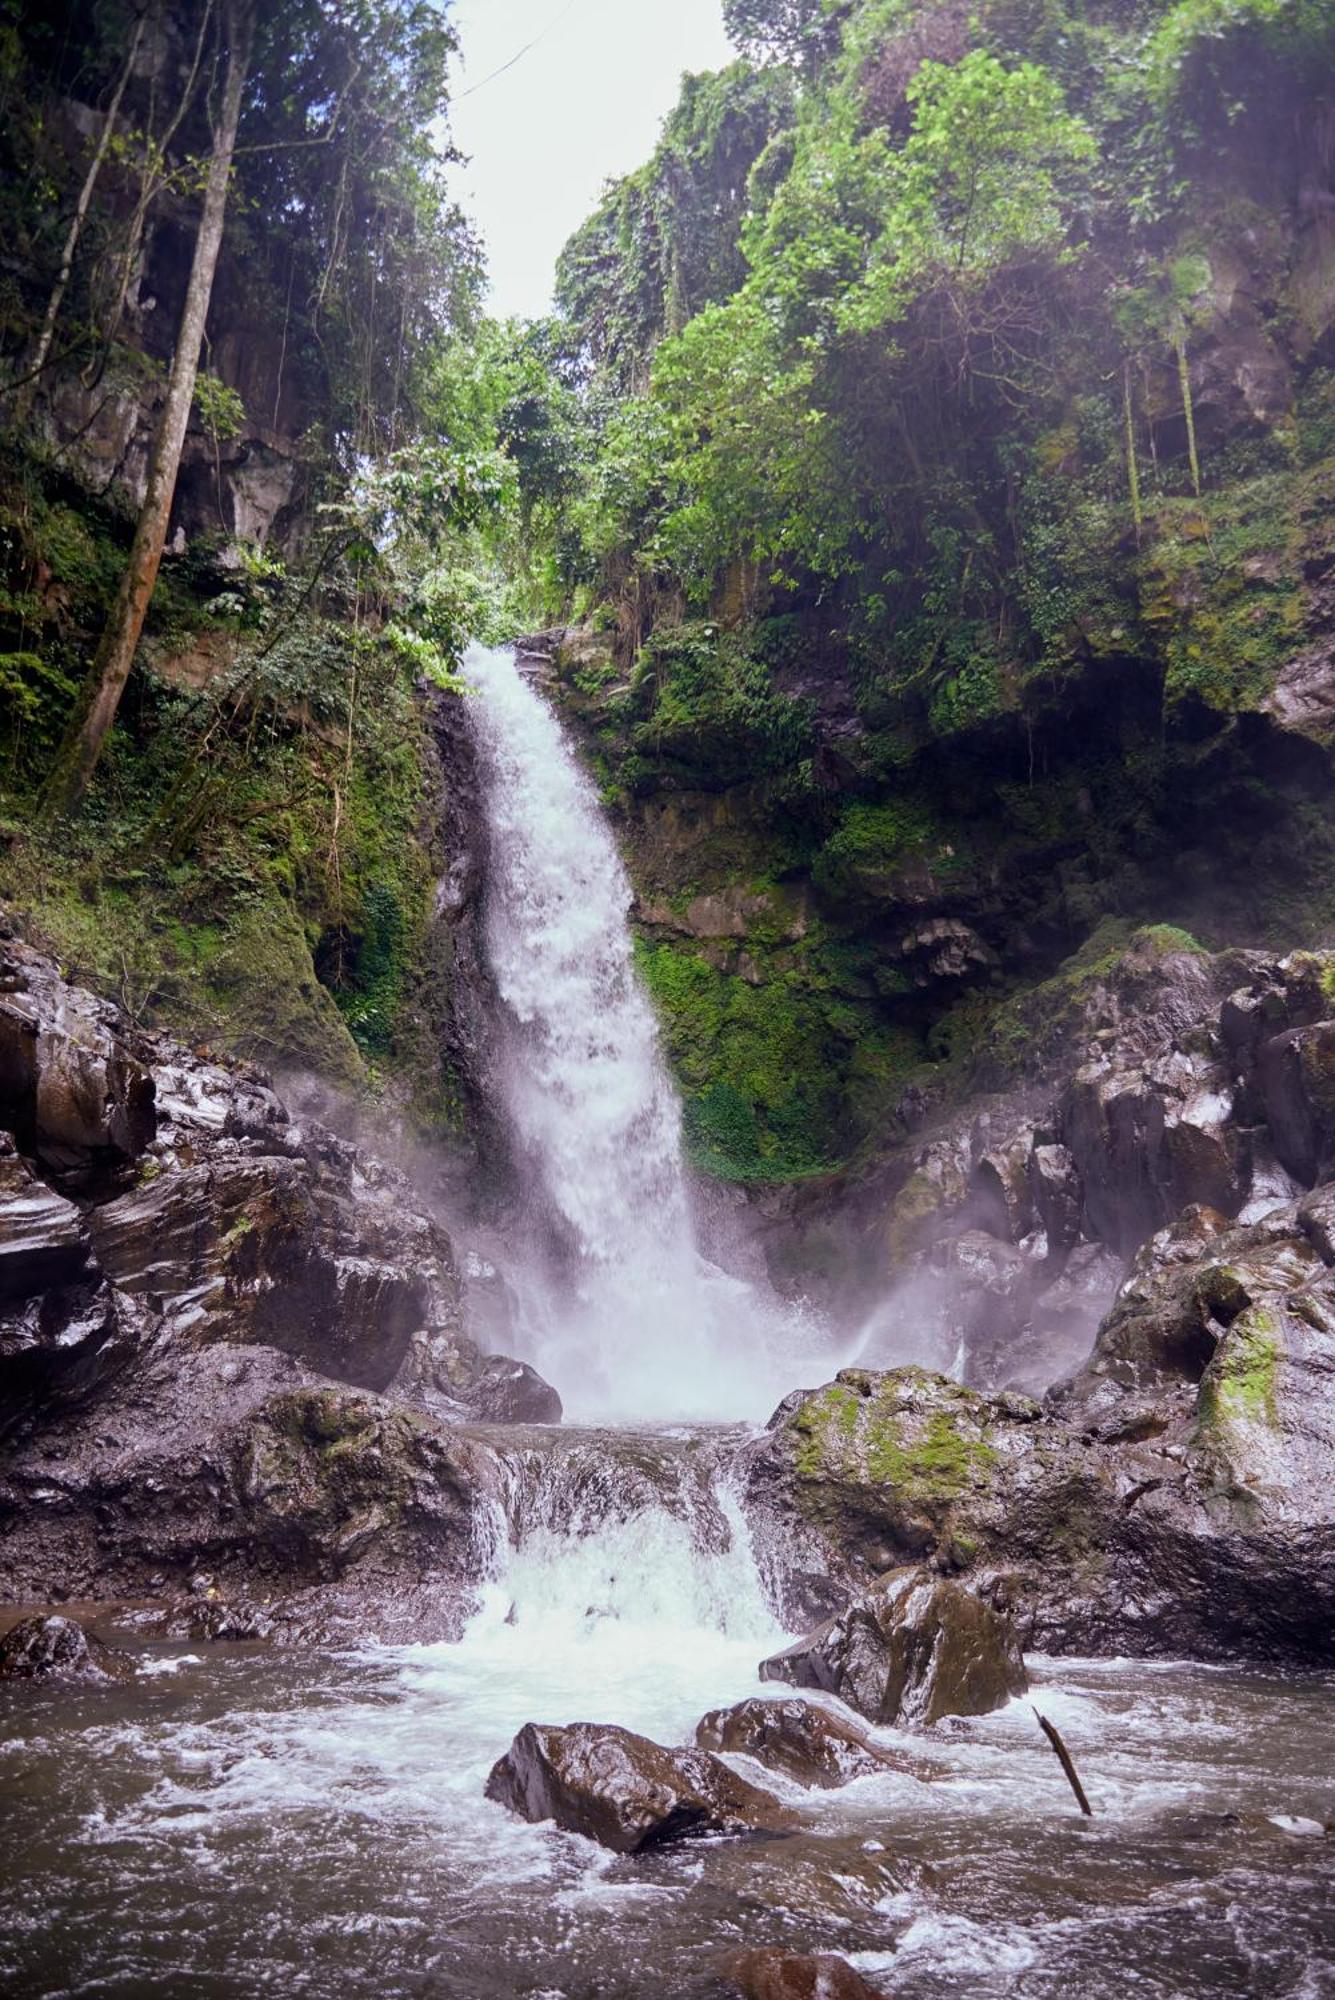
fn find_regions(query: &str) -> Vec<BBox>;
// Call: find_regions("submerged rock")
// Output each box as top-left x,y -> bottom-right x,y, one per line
484,1720 -> 799,1852
695,1696 -> 904,1788
0,1613 -> 130,1682
760,1567 -> 1027,1727
724,1949 -> 887,2000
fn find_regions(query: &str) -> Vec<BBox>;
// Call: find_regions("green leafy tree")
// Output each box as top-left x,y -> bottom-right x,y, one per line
555,61 -> 794,391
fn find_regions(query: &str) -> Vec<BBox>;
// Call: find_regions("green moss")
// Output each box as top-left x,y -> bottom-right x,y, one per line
979,919 -> 1206,1080
626,623 -> 813,785
202,907 -> 365,1086
637,938 -> 837,1178
812,794 -> 970,905
790,1376 -> 997,1500
864,1404 -> 996,1497
1141,470 -> 1309,714
1198,1306 -> 1282,1432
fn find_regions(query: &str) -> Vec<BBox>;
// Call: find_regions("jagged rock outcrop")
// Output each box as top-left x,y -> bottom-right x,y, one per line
484,1720 -> 799,1853
0,928 -> 555,1638
759,1566 -> 1027,1727
840,934 -> 1335,1399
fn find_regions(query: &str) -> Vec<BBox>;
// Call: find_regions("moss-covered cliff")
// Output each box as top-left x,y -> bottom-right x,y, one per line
527,0 -> 1335,1193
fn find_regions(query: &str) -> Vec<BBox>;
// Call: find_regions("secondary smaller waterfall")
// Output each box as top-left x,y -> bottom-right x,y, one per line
465,641 -> 811,1423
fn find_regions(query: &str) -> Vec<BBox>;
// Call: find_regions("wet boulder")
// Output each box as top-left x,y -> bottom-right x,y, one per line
724,1950 -> 887,2000
1061,1198 -> 1335,1439
0,1138 -> 91,1297
484,1720 -> 799,1853
0,1275 -> 142,1428
1193,1278 -> 1335,1523
760,1566 -> 1027,1727
234,1386 -> 498,1594
0,944 -> 155,1192
1059,1048 -> 1245,1256
695,1696 -> 902,1788
747,1347 -> 1335,1662
0,1613 -> 130,1682
462,1354 -> 562,1424
86,1142 -> 454,1393
1256,1021 -> 1335,1186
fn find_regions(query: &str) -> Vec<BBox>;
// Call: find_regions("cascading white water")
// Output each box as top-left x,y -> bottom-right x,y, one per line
465,640 -> 812,1422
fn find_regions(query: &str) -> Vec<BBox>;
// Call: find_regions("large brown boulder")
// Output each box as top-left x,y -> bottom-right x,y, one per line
724,1950 -> 887,2000
484,1721 -> 799,1853
760,1566 -> 1027,1727
695,1696 -> 905,1788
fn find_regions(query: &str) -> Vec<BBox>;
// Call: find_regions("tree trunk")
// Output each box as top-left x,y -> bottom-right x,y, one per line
41,0 -> 253,820
12,8 -> 146,422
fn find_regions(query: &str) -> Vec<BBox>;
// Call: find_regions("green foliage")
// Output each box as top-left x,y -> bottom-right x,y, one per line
556,62 -> 795,392
812,795 -> 959,901
192,371 -> 246,444
1147,0 -> 1335,103
723,0 -> 837,69
834,52 -> 1094,333
629,623 -> 813,782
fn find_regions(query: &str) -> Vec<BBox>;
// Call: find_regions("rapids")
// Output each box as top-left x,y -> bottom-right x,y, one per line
2,1457 -> 1333,1997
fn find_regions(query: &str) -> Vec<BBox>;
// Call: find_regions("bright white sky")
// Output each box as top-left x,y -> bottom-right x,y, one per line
449,0 -> 736,322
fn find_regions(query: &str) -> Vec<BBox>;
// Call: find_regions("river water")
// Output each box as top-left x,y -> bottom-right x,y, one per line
3,647 -> 1332,1994
2,1466 -> 1333,1998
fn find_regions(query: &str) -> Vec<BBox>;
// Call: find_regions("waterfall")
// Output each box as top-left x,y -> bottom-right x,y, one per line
464,641 -> 812,1423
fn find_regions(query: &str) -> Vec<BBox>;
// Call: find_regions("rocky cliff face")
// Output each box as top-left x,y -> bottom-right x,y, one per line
0,923 -> 555,1641
740,931 -> 1335,1662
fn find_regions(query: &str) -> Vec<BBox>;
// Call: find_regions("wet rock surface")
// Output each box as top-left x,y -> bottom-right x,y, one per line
695,1697 -> 905,1788
0,933 -> 552,1638
747,1329 -> 1335,1660
724,1950 -> 887,2000
760,1567 -> 1027,1727
484,1720 -> 800,1852
0,1612 -> 130,1682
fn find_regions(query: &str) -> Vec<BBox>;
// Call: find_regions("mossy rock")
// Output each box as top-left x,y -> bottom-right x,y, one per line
202,907 -> 365,1088
789,1369 -> 1001,1503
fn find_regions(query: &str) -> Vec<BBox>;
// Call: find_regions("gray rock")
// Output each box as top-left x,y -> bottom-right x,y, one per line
462,1354 -> 562,1424
1257,1021 -> 1335,1185
0,945 -> 156,1192
0,1141 -> 91,1297
484,1720 -> 799,1852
